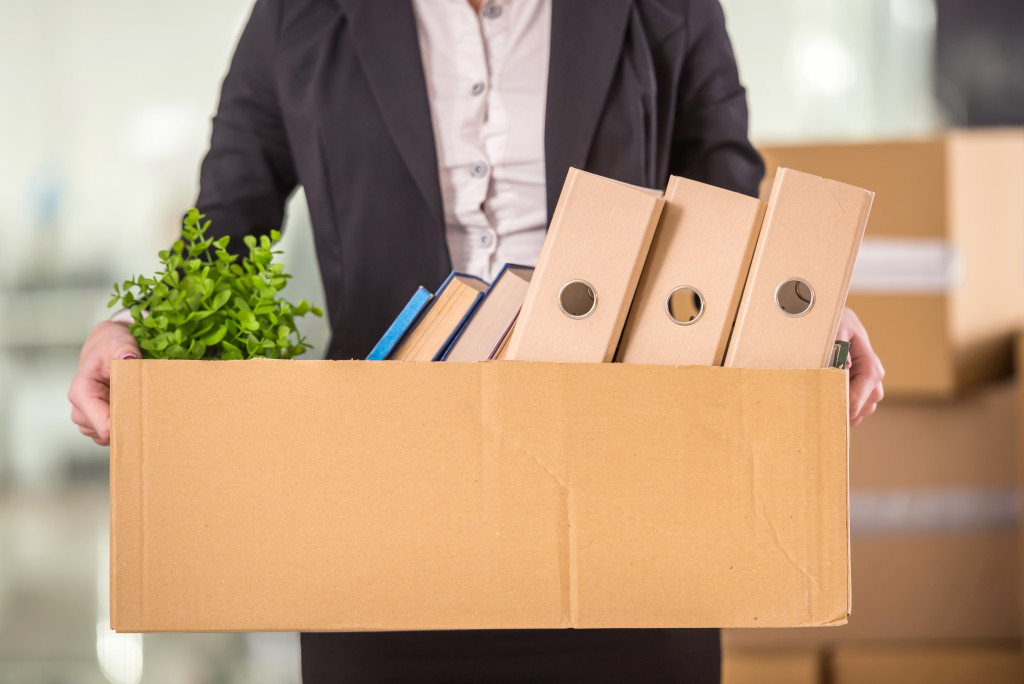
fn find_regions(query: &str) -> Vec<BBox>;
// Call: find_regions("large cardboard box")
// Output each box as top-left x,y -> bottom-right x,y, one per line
109,360 -> 849,632
760,130 -> 1024,398
831,644 -> 1024,684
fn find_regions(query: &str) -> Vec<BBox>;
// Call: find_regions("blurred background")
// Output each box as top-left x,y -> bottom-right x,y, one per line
1,0 -> 1021,682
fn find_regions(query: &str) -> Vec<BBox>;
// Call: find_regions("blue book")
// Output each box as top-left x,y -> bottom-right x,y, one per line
365,286 -> 433,360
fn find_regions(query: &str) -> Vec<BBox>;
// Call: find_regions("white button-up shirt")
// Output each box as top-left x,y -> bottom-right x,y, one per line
411,0 -> 552,283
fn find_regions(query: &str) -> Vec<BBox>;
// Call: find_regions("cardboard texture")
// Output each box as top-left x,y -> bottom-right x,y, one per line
617,176 -> 766,365
725,168 -> 873,370
506,168 -> 664,362
110,359 -> 849,632
722,649 -> 822,684
760,130 -> 1024,397
724,530 -> 1021,648
831,645 -> 1024,684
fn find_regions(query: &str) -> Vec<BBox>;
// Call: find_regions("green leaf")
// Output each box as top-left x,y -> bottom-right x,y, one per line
189,341 -> 207,360
201,324 -> 227,346
210,289 -> 232,311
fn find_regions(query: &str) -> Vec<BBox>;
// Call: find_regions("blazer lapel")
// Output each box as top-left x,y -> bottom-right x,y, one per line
336,0 -> 444,230
544,0 -> 632,221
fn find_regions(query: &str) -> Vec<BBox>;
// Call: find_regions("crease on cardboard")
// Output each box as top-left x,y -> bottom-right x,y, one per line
755,491 -> 821,591
746,372 -> 822,625
826,184 -> 847,214
480,364 -> 577,627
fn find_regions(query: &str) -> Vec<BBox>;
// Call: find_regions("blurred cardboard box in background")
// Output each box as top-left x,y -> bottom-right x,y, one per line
831,644 -> 1024,684
721,649 -> 821,684
761,130 -> 1024,398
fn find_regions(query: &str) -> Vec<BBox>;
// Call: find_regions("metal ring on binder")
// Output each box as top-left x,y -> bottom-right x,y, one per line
774,277 -> 815,317
557,280 -> 598,319
664,285 -> 705,325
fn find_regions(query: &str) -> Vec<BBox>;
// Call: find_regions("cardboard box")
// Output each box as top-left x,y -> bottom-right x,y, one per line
849,380 -> 1016,490
724,530 -> 1021,648
109,360 -> 849,632
831,644 -> 1024,684
760,130 -> 1024,398
722,649 -> 822,684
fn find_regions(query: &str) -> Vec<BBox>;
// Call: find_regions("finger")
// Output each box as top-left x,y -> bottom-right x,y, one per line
858,401 -> 878,420
852,401 -> 878,427
867,380 -> 884,406
71,406 -> 89,429
848,368 -> 873,421
78,424 -> 99,439
70,375 -> 112,443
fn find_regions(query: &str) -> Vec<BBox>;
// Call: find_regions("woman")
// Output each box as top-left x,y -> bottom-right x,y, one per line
70,1 -> 884,680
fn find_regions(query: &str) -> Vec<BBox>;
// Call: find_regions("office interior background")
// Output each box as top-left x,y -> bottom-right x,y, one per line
1,0 -> 1022,682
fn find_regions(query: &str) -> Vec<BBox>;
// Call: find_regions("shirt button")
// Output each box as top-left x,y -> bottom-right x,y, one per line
479,232 -> 495,248
482,2 -> 502,19
470,161 -> 489,178
470,81 -> 486,96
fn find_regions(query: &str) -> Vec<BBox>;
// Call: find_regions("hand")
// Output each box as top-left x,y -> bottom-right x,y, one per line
837,306 -> 884,427
68,321 -> 141,445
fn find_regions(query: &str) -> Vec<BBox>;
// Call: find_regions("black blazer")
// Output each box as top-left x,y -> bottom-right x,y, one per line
196,0 -> 763,360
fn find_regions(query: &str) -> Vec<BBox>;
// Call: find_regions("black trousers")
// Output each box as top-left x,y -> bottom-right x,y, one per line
301,629 -> 720,683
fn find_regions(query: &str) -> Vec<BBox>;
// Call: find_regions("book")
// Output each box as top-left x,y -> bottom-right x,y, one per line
724,168 -> 874,369
390,272 -> 489,361
366,286 -> 433,360
504,168 -> 665,362
442,264 -> 534,362
490,317 -> 516,360
616,176 -> 766,365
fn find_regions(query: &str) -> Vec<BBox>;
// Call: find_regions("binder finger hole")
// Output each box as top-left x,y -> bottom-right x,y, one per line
558,280 -> 597,319
665,286 -> 704,325
775,278 -> 815,317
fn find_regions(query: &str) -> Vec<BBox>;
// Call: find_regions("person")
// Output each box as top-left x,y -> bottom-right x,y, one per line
70,0 -> 885,681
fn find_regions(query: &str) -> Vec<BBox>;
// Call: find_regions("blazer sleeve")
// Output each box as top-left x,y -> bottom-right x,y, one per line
195,0 -> 298,241
669,0 -> 765,198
